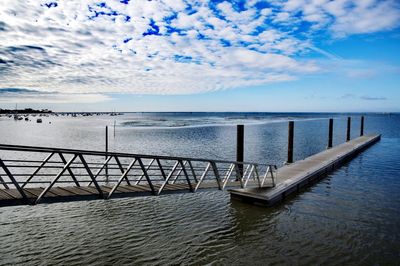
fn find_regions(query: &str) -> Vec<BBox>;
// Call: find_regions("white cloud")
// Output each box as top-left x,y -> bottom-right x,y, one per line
0,89 -> 112,103
0,0 -> 399,101
281,0 -> 400,37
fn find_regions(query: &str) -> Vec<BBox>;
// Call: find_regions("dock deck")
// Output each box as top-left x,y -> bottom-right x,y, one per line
0,134 -> 380,208
229,134 -> 381,206
0,181 -> 248,207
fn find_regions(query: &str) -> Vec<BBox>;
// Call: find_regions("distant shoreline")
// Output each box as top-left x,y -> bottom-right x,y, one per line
0,109 -> 397,115
0,108 -> 52,114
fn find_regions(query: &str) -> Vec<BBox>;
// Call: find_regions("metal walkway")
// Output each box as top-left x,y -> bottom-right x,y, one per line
0,144 -> 277,207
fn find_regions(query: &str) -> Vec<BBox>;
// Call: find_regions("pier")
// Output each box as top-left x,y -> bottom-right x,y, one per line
0,117 -> 381,208
229,134 -> 381,206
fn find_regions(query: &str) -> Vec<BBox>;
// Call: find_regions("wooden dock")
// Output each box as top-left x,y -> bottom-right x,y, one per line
229,134 -> 381,206
0,117 -> 380,208
0,181 -> 248,207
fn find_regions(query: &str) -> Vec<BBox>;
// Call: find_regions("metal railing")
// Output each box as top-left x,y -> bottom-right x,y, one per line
0,144 -> 277,204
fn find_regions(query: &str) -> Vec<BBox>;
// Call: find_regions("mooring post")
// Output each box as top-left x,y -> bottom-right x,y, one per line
360,116 -> 364,136
287,121 -> 294,164
236,125 -> 244,177
113,120 -> 116,138
328,118 -> 333,149
346,117 -> 351,142
105,126 -> 109,180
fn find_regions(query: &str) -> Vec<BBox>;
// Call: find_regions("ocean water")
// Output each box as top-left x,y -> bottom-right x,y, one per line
0,113 -> 399,265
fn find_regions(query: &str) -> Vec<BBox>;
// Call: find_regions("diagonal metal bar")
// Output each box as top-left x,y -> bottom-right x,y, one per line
171,161 -> 188,184
187,161 -> 198,183
223,163 -> 235,182
22,152 -> 54,188
35,154 -> 77,204
194,163 -> 210,192
261,166 -> 270,187
0,174 -> 9,189
179,160 -> 194,192
137,158 -> 156,195
211,162 -> 222,190
244,165 -> 254,187
114,156 -> 125,173
78,155 -> 105,199
242,164 -> 251,186
0,158 -> 27,200
271,165 -> 277,187
135,159 -> 155,185
222,163 -> 235,189
243,164 -> 250,175
88,156 -> 113,186
234,164 -> 244,188
107,158 -> 137,199
156,159 -> 167,180
58,153 -> 80,187
114,156 -> 131,185
157,161 -> 179,195
254,165 -> 261,187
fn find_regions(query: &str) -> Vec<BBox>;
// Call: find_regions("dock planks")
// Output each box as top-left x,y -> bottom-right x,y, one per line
0,181 -> 252,207
229,134 -> 381,206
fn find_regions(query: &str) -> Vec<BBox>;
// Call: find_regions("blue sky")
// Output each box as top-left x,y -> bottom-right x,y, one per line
0,0 -> 399,112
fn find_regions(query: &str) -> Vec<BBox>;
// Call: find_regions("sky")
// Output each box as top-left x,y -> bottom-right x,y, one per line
0,0 -> 399,112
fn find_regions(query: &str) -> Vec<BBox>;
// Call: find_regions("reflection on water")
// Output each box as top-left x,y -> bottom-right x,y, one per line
0,113 -> 399,265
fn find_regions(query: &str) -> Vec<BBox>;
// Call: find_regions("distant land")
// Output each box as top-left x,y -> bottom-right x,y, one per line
0,108 -> 52,114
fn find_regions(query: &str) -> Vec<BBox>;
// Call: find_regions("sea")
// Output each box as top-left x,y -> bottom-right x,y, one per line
0,112 -> 399,265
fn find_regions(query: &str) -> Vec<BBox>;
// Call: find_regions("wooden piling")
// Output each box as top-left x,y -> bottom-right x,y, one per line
287,121 -> 294,164
328,118 -> 333,149
360,116 -> 364,136
105,126 -> 108,179
236,125 -> 244,176
346,117 -> 351,142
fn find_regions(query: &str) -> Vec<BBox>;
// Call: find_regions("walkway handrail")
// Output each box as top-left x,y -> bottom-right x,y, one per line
0,143 -> 271,166
0,143 -> 277,205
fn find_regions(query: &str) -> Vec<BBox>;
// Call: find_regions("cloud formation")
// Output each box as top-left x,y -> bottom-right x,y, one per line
360,95 -> 387,101
0,0 -> 399,98
340,93 -> 387,101
0,88 -> 111,103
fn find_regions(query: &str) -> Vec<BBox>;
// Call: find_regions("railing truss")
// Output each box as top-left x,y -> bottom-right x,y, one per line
0,143 -> 277,205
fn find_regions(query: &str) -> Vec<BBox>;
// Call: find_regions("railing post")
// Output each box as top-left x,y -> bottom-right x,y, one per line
328,118 -> 333,149
360,116 -> 364,136
346,117 -> 351,142
287,121 -> 294,164
236,125 -> 244,178
105,126 -> 108,180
